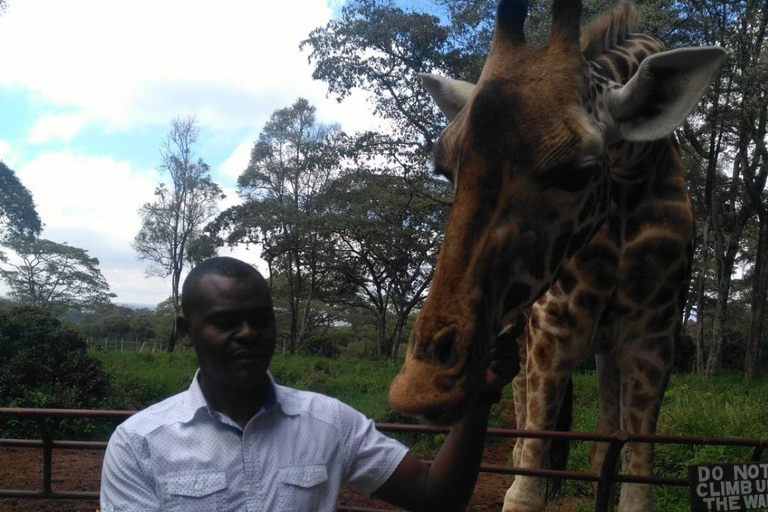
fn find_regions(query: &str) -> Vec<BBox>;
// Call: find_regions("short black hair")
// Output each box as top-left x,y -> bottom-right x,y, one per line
181,257 -> 262,316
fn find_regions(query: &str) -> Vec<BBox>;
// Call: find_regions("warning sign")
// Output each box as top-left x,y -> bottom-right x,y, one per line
689,462 -> 768,512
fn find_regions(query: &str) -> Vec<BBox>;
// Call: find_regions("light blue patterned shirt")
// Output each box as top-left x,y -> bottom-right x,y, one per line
100,371 -> 408,512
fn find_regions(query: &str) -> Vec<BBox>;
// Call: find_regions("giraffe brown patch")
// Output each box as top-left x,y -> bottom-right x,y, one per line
551,229 -> 573,274
653,179 -> 688,202
558,268 -> 578,294
645,305 -> 677,333
567,224 -> 595,258
576,290 -> 601,310
625,206 -> 692,241
650,285 -> 675,308
535,339 -> 554,371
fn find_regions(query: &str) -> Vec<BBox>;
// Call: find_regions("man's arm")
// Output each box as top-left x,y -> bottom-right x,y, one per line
101,427 -> 162,512
373,323 -> 522,512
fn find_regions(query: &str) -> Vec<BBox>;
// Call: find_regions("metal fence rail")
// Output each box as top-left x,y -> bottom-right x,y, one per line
0,408 -> 766,512
85,339 -> 192,353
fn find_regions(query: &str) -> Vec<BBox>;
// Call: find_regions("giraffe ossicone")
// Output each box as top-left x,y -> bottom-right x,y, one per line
387,1 -> 724,512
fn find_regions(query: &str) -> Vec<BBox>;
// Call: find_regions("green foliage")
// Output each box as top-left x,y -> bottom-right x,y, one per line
565,372 -> 768,511
0,304 -> 109,437
0,161 -> 41,242
0,236 -> 116,313
298,333 -> 342,358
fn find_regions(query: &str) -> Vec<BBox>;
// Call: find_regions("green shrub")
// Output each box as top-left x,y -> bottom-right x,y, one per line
0,304 -> 110,438
298,334 -> 341,358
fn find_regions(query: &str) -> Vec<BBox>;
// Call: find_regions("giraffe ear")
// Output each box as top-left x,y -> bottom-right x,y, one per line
608,47 -> 726,141
419,73 -> 476,122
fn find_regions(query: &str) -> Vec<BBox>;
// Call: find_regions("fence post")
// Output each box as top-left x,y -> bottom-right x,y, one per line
595,430 -> 629,512
751,441 -> 766,461
36,418 -> 53,496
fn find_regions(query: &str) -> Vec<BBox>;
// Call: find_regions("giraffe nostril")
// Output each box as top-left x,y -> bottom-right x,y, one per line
433,330 -> 459,368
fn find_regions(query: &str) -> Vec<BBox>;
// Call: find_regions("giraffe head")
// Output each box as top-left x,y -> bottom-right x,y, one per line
388,0 -> 724,423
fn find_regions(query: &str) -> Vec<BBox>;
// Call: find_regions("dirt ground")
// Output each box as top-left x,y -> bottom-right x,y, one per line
0,403 -> 586,512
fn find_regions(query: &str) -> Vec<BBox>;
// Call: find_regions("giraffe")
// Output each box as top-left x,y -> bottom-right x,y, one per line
386,1 -> 725,512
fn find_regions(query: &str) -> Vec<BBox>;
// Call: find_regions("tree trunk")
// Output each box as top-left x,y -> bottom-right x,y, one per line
745,216 -> 768,379
389,315 -> 405,358
695,217 -> 710,374
705,203 -> 750,375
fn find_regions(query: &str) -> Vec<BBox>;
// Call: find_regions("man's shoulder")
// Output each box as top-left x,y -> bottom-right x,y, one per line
118,390 -> 191,438
276,384 -> 366,428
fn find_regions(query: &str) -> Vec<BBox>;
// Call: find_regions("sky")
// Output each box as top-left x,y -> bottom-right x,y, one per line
0,0 -> 386,308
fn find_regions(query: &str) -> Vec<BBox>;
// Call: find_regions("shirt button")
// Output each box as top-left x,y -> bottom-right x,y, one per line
194,481 -> 203,491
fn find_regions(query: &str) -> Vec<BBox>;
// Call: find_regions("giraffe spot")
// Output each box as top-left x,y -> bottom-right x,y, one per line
529,373 -> 540,391
652,180 -> 687,202
535,343 -> 553,371
650,285 -> 675,308
566,224 -> 595,258
624,185 -> 646,212
577,244 -> 618,289
625,205 -> 692,241
576,290 -> 601,311
644,305 -> 677,333
551,229 -> 573,274
558,268 -> 578,294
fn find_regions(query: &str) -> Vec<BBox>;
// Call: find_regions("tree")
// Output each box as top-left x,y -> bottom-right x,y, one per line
0,304 -> 109,437
0,236 -> 115,313
210,99 -> 343,354
133,116 -> 224,351
0,162 -> 41,242
319,159 -> 449,356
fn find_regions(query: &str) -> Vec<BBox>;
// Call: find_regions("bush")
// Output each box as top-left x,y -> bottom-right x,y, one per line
0,305 -> 110,437
297,334 -> 341,358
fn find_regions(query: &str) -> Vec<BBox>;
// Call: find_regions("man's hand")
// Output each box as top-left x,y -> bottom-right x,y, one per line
481,315 -> 526,397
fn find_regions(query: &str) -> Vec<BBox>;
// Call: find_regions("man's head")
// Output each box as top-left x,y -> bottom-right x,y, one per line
178,257 -> 277,389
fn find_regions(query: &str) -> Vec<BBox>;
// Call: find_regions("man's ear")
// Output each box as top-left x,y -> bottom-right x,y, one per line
177,315 -> 193,348
419,73 -> 476,122
608,46 -> 726,141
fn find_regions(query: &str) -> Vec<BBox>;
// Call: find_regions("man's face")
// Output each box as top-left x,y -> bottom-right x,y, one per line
179,273 -> 277,389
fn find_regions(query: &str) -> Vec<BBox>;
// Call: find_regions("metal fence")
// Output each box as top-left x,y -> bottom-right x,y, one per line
85,339 -> 191,353
0,407 -> 766,512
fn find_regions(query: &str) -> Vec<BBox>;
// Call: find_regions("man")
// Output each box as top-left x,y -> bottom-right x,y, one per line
101,257 -> 520,512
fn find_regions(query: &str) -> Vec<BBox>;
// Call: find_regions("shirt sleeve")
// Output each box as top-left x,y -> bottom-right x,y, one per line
338,402 -> 409,497
100,425 -> 161,512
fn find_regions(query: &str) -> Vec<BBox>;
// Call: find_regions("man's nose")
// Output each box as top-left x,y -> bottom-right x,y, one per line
234,321 -> 257,341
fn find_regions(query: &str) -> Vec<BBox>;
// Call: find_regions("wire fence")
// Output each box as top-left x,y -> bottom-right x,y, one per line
0,408 -> 766,512
84,338 -> 191,353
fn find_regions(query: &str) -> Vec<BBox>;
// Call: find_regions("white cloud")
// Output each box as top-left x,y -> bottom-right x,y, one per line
28,112 -> 89,143
17,151 -> 158,244
0,0 -> 377,134
219,139 -> 254,180
0,139 -> 17,167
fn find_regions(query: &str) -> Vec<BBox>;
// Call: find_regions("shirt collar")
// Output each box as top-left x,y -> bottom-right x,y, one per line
183,369 -> 298,422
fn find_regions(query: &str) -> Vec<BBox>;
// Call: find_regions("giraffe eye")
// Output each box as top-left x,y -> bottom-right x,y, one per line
432,162 -> 454,183
538,162 -> 599,192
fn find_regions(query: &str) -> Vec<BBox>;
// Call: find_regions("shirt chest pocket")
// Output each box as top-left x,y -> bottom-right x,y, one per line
161,471 -> 227,512
277,465 -> 328,512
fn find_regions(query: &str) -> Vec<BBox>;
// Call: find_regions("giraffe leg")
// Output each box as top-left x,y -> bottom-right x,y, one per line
503,294 -> 599,512
615,329 -> 673,512
589,352 -> 621,510
512,324 -> 529,467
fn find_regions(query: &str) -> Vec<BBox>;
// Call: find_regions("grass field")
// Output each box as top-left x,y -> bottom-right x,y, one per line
90,351 -> 768,512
